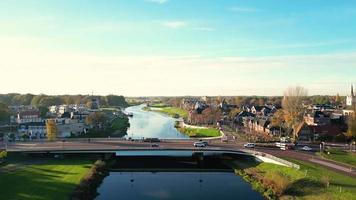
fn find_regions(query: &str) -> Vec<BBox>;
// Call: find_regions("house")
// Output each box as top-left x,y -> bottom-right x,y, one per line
18,122 -> 46,138
309,124 -> 343,140
220,99 -> 237,111
181,98 -> 200,110
304,110 -> 331,126
295,122 -> 314,141
251,105 -> 272,116
57,122 -> 86,137
71,111 -> 90,123
16,110 -> 42,124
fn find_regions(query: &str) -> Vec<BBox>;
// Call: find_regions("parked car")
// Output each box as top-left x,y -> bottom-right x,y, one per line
151,144 -> 159,147
302,146 -> 312,151
194,142 -> 207,147
244,143 -> 255,148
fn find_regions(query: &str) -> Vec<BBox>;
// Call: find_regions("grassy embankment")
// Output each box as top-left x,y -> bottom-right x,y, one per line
233,158 -> 356,200
317,149 -> 356,167
178,127 -> 221,137
0,157 -> 93,200
144,104 -> 188,119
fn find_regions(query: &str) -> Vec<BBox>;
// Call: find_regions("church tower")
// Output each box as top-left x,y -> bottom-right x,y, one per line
346,84 -> 356,106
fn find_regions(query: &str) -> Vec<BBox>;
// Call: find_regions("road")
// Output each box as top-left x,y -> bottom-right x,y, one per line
1,138 -> 355,177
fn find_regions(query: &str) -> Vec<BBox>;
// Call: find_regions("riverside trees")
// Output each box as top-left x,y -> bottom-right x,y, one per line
282,86 -> 308,141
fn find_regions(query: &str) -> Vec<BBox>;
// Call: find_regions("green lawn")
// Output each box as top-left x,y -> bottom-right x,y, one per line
179,127 -> 221,137
148,103 -> 168,108
0,158 -> 92,200
234,159 -> 356,200
144,106 -> 188,119
317,149 -> 356,167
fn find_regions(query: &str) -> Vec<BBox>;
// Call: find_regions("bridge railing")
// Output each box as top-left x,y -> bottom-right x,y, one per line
242,149 -> 300,169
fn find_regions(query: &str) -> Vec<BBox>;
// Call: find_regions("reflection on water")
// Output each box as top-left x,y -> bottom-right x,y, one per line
96,172 -> 263,200
125,105 -> 188,139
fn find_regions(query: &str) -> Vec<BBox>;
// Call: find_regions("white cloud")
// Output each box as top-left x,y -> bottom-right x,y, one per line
229,6 -> 260,13
162,21 -> 187,29
145,0 -> 168,4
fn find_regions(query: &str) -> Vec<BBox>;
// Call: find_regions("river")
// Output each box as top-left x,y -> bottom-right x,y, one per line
124,105 -> 188,139
95,105 -> 263,200
96,172 -> 263,200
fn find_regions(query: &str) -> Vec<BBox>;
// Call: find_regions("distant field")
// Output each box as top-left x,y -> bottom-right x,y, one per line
317,149 -> 356,167
0,158 -> 92,200
179,127 -> 221,137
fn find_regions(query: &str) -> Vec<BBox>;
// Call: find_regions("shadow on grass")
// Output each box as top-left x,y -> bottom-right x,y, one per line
285,178 -> 325,196
0,158 -> 91,200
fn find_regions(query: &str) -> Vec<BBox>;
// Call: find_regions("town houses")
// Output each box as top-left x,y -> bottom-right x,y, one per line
7,98 -> 101,140
173,84 -> 356,143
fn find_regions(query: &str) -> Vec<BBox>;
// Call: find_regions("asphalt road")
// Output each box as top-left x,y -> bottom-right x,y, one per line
1,138 -> 355,177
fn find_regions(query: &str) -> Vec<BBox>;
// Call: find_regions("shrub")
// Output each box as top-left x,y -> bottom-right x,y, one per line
320,175 -> 331,188
70,160 -> 110,200
271,172 -> 291,196
0,151 -> 7,159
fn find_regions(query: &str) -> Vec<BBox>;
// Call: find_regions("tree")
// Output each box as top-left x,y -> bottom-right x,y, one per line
271,109 -> 285,137
282,86 -> 308,141
0,102 -> 10,123
347,108 -> 356,141
228,108 -> 241,120
106,95 -> 128,107
86,112 -> 107,130
38,106 -> 49,118
46,119 -> 57,141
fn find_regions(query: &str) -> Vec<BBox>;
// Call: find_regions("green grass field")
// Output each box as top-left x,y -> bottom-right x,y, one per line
317,149 -> 356,167
235,159 -> 356,200
179,127 -> 221,137
144,106 -> 188,119
0,158 -> 92,200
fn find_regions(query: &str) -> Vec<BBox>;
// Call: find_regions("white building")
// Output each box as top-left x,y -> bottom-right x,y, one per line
346,84 -> 356,107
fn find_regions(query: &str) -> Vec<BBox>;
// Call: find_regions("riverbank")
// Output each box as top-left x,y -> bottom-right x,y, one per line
316,149 -> 356,167
143,105 -> 188,119
232,158 -> 356,200
143,105 -> 220,138
178,126 -> 221,137
0,156 -> 93,200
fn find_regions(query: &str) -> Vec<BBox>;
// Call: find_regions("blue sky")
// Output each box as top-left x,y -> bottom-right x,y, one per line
0,0 -> 355,96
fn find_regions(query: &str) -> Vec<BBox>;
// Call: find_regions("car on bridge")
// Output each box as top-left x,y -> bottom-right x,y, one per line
194,142 -> 207,147
151,144 -> 159,147
244,143 -> 255,148
144,138 -> 161,143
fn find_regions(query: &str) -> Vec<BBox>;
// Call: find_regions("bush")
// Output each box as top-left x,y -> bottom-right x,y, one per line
269,172 -> 291,196
70,160 -> 110,200
320,175 -> 331,188
0,151 -> 7,158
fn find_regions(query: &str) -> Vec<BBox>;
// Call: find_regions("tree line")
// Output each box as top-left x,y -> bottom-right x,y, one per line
0,94 -> 129,108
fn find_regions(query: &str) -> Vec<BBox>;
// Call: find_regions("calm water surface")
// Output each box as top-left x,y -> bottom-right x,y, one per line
96,172 -> 263,200
124,105 -> 188,139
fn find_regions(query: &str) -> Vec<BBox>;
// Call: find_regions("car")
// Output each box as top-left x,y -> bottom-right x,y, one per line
144,138 -> 161,143
244,143 -> 255,148
151,144 -> 159,147
194,142 -> 207,147
199,140 -> 208,146
302,146 -> 313,151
